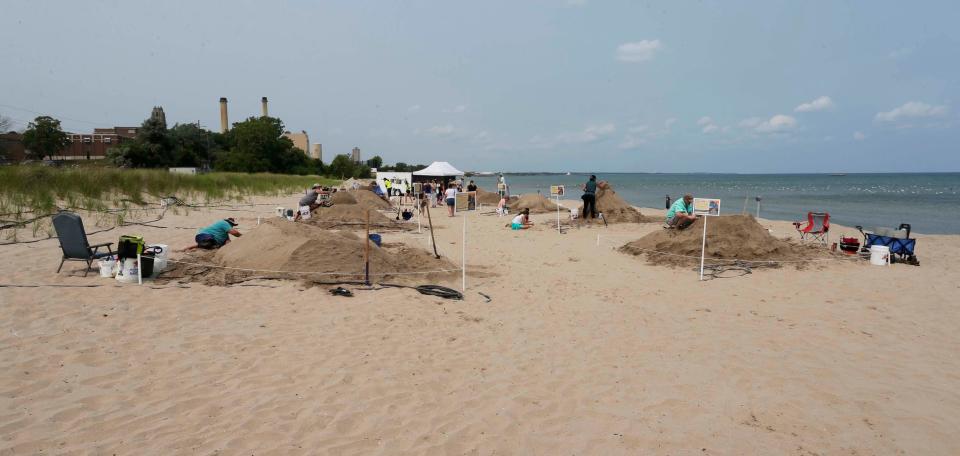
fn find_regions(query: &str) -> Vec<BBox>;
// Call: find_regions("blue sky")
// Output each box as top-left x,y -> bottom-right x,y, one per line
1,0 -> 958,172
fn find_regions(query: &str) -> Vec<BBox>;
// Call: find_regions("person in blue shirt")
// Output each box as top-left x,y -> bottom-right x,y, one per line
666,194 -> 696,229
581,175 -> 598,220
182,218 -> 242,251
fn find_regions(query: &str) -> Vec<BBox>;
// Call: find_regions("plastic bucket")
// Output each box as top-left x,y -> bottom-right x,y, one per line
116,258 -> 139,283
98,258 -> 116,278
299,206 -> 312,220
146,244 -> 168,260
870,245 -> 890,266
368,233 -> 382,247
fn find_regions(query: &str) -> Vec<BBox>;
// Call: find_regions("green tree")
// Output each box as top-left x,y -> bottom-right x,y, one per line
105,111 -> 175,167
365,155 -> 383,169
21,116 -> 70,160
328,154 -> 355,178
216,116 -> 309,173
169,123 -> 218,168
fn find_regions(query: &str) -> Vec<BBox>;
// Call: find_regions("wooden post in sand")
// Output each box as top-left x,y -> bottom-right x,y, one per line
364,209 -> 371,285
424,199 -> 440,259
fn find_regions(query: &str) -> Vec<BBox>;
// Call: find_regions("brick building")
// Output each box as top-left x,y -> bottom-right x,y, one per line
0,132 -> 27,162
61,127 -> 139,160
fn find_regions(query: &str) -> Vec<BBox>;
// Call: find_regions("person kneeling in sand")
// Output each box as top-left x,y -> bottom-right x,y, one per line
182,218 -> 241,251
294,184 -> 323,221
666,193 -> 696,229
510,209 -> 534,230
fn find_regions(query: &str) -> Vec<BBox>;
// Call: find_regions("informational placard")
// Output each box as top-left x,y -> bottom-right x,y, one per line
497,183 -> 507,196
455,191 -> 476,212
412,182 -> 422,194
318,192 -> 331,202
693,198 -> 720,216
550,185 -> 565,197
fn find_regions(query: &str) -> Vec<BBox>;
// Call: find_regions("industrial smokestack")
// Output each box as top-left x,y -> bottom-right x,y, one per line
261,97 -> 269,117
219,97 -> 229,133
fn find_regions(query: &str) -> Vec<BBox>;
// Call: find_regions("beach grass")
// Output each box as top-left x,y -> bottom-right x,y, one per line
0,166 -> 337,238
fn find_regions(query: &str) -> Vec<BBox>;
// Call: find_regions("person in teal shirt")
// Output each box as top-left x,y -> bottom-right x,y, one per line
182,218 -> 242,251
666,194 -> 696,229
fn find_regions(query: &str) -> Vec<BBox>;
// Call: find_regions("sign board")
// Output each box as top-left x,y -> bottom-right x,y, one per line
318,192 -> 331,202
693,198 -> 721,216
550,185 -> 565,197
497,183 -> 507,196
455,191 -> 477,212
412,182 -> 422,194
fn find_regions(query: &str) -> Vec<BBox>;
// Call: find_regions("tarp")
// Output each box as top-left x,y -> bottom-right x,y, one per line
412,161 -> 464,177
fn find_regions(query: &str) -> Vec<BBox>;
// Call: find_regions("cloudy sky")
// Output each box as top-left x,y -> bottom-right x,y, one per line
1,0 -> 957,172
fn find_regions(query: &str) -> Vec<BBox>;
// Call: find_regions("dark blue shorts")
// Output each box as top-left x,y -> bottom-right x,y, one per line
195,233 -> 220,249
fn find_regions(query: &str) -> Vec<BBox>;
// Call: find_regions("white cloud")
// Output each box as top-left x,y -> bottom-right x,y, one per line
853,131 -> 866,141
754,114 -> 797,133
888,47 -> 913,59
628,125 -> 649,133
875,101 -> 948,122
442,105 -> 468,113
616,40 -> 662,63
407,105 -> 421,113
738,117 -> 763,128
795,96 -> 835,112
697,116 -> 713,126
664,118 -> 677,128
697,116 -> 722,134
415,124 -> 457,137
702,124 -> 719,134
618,135 -> 647,150
557,124 -> 616,144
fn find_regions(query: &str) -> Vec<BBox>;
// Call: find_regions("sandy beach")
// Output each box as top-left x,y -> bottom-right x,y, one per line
2,193 -> 959,455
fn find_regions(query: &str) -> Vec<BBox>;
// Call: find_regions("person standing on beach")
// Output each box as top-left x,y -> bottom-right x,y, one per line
444,184 -> 458,216
666,194 -> 696,229
581,175 -> 598,220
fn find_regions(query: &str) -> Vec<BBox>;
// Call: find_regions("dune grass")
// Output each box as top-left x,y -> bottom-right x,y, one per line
0,166 -> 338,238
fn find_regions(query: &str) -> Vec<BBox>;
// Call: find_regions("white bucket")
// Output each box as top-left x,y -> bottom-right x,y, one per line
98,258 -> 116,278
116,258 -> 139,283
147,244 -> 168,260
870,245 -> 890,266
276,207 -> 285,218
151,258 -> 168,277
299,206 -> 311,220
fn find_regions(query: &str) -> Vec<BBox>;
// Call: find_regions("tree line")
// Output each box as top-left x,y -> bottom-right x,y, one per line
15,112 -> 380,178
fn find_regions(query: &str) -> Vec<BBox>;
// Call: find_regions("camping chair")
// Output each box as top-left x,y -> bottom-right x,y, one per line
52,212 -> 114,276
793,212 -> 830,245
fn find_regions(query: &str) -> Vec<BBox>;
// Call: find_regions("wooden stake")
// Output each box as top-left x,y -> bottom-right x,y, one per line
364,209 -> 371,285
425,198 -> 440,259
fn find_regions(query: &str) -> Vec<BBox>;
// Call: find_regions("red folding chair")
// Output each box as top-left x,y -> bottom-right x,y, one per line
793,212 -> 830,245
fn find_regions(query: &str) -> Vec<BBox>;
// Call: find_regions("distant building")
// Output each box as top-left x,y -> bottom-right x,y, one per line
61,127 -> 139,160
311,143 -> 322,162
351,147 -> 361,164
0,132 -> 27,162
283,130 -> 310,155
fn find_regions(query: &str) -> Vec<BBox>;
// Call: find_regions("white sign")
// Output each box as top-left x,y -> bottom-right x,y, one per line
693,198 -> 721,216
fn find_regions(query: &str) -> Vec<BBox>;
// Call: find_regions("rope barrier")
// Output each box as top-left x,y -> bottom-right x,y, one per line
164,258 -> 461,277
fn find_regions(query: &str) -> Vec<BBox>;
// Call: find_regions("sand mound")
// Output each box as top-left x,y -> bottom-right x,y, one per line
475,187 -> 504,205
348,189 -> 394,211
513,193 -> 561,214
304,204 -> 408,230
579,181 -> 657,223
166,219 -> 457,286
330,191 -> 357,205
619,215 -> 833,268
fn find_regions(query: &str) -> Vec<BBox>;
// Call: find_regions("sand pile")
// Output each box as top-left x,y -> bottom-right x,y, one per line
304,204 -> 407,230
475,187 -> 504,205
513,193 -> 561,214
166,219 -> 456,286
619,215 -> 832,268
347,189 -> 394,211
330,191 -> 357,205
580,181 -> 657,223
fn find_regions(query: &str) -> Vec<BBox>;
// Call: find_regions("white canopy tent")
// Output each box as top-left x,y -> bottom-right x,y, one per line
412,161 -> 464,178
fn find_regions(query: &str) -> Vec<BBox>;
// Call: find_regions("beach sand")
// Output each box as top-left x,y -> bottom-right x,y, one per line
2,194 -> 959,454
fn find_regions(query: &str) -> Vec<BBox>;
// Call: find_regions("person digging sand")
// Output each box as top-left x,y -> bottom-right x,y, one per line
666,193 -> 696,229
181,218 -> 241,251
510,208 -> 534,230
295,184 -> 323,221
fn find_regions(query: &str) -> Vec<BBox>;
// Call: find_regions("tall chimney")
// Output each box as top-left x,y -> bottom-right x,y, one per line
261,97 -> 269,117
219,97 -> 229,133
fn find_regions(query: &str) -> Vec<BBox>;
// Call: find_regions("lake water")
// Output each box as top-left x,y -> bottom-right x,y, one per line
468,173 -> 960,235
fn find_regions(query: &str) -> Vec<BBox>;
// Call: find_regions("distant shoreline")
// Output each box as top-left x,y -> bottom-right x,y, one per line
467,171 -> 960,176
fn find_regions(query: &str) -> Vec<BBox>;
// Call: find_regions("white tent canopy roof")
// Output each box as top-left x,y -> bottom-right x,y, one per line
412,161 -> 464,177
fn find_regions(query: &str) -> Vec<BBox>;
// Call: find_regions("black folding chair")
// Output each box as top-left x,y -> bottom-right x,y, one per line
52,212 -> 114,276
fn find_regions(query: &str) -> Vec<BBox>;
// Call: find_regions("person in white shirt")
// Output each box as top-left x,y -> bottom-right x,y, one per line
510,208 -> 533,230
444,185 -> 458,216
